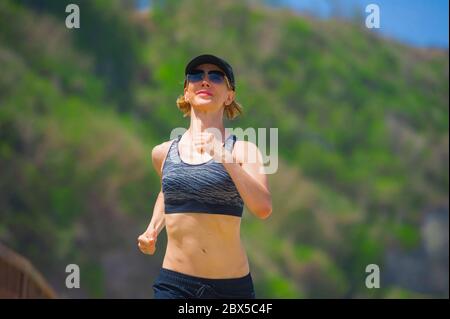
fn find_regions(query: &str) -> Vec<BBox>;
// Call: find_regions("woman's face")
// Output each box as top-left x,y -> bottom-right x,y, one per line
184,63 -> 235,114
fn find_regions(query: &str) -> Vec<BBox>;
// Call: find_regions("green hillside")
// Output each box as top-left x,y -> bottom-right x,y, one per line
0,0 -> 448,298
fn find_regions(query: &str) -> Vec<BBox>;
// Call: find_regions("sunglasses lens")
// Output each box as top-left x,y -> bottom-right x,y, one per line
187,71 -> 203,82
208,71 -> 225,84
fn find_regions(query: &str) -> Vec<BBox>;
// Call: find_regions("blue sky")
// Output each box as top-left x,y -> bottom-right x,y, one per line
137,0 -> 449,48
282,0 -> 449,48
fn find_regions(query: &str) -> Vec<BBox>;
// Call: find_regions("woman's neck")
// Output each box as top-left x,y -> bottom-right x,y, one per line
187,107 -> 226,141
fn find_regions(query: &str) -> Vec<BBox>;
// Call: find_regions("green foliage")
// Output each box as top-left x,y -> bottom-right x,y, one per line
258,273 -> 302,298
389,223 -> 421,249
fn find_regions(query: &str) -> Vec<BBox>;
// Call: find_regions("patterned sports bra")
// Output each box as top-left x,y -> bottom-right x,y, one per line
161,133 -> 244,217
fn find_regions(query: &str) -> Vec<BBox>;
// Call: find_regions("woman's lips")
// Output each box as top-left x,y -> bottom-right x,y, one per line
196,90 -> 213,96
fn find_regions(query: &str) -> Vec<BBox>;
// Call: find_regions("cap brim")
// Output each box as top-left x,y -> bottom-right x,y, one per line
185,54 -> 228,75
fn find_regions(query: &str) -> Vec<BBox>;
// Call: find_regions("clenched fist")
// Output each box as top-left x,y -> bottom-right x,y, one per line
137,229 -> 157,255
192,132 -> 232,163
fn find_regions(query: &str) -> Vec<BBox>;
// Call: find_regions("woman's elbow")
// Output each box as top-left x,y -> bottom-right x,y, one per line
254,201 -> 272,220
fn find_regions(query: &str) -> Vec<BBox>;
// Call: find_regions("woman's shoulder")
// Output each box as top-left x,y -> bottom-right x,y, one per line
151,138 -> 176,175
232,138 -> 263,163
151,139 -> 173,157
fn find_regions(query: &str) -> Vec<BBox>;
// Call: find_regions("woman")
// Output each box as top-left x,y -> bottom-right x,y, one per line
137,54 -> 272,299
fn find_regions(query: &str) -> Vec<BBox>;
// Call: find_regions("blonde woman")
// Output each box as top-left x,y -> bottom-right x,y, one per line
138,54 -> 272,299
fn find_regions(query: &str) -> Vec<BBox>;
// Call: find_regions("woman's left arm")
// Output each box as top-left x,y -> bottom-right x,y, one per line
221,140 -> 272,219
195,132 -> 272,219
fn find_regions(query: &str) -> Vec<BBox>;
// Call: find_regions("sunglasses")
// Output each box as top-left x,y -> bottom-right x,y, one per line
186,69 -> 227,85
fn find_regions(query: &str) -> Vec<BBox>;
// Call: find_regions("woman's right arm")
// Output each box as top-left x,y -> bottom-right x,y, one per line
137,142 -> 170,255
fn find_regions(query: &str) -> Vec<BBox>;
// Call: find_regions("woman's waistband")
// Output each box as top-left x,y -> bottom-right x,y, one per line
158,267 -> 253,289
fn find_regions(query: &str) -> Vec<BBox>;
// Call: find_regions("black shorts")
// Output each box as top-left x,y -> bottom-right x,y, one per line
152,268 -> 256,299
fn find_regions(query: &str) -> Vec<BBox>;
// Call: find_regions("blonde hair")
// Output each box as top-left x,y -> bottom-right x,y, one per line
176,78 -> 243,120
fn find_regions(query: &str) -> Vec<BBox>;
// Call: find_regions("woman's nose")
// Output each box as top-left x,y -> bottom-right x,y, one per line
201,78 -> 211,87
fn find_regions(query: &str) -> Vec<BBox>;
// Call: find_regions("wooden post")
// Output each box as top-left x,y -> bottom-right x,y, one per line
0,242 -> 56,299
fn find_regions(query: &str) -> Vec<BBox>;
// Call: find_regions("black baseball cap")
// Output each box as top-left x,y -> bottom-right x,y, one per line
185,54 -> 235,90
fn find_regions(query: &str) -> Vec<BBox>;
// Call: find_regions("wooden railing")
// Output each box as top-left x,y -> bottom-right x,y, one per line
0,242 -> 56,298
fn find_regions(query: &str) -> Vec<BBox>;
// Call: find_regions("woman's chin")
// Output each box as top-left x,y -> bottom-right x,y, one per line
194,96 -> 214,103
192,99 -> 216,108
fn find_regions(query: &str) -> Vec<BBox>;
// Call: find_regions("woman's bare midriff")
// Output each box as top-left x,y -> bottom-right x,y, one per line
162,212 -> 250,279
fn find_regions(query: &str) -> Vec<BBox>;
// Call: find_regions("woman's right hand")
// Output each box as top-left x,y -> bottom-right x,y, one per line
137,229 -> 157,255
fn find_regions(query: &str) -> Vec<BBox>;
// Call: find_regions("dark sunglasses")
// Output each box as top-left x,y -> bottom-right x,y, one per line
186,69 -> 227,85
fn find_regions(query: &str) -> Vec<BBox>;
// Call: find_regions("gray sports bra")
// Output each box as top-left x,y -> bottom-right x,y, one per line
161,133 -> 244,217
